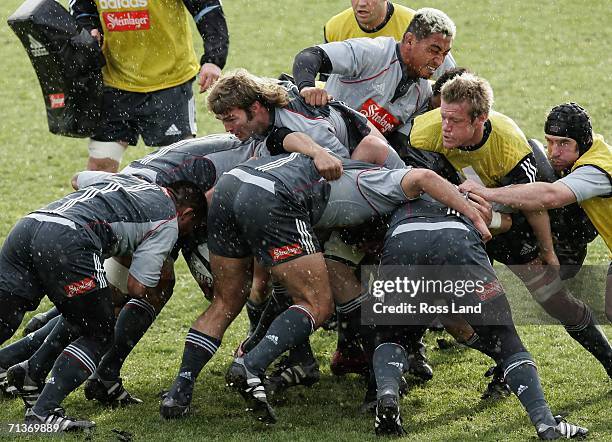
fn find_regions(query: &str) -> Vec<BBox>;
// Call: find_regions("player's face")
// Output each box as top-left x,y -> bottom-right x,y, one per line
440,100 -> 484,149
216,106 -> 261,141
351,0 -> 387,28
545,134 -> 580,173
402,32 -> 452,79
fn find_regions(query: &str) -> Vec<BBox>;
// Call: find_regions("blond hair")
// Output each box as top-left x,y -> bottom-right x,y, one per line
441,73 -> 493,120
207,69 -> 290,115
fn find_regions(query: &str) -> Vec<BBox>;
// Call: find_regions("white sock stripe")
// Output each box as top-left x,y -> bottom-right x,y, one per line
126,298 -> 156,319
64,343 -> 97,373
63,345 -> 96,374
186,332 -> 220,350
185,334 -> 219,354
565,308 -> 592,331
503,359 -> 536,380
185,338 -> 217,356
337,293 -> 367,313
289,305 -> 315,331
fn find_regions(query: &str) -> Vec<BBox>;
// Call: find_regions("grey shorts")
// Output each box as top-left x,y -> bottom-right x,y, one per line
92,79 -> 196,147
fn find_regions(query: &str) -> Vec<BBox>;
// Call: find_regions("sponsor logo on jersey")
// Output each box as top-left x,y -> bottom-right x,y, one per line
27,34 -> 48,57
103,11 -> 150,32
164,124 -> 181,136
359,98 -> 400,134
269,243 -> 303,262
49,93 -> 65,109
64,276 -> 96,297
477,280 -> 503,302
99,0 -> 148,9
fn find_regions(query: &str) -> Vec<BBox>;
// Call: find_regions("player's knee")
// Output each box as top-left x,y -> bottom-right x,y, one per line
525,270 -> 563,303
88,140 -> 126,172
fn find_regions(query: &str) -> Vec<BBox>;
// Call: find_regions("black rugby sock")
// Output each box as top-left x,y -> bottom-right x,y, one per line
28,317 -> 79,383
97,299 -> 156,381
245,306 -> 314,376
336,294 -> 367,354
564,306 -> 612,376
167,329 -> 220,403
242,286 -> 292,353
0,316 -> 60,369
32,337 -> 106,416
373,343 -> 407,399
502,352 -> 556,428
246,298 -> 268,336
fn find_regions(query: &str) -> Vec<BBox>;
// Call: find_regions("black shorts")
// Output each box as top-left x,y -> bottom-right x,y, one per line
0,216 -> 108,306
208,172 -> 321,267
375,218 -> 510,326
486,212 -> 539,265
92,80 -> 196,147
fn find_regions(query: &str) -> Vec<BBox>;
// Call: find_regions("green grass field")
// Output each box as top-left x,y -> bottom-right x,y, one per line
0,0 -> 610,440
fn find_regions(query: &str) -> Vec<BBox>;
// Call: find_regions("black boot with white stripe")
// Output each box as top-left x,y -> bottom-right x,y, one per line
266,355 -> 320,398
374,394 -> 406,436
25,407 -> 95,432
6,361 -> 44,409
84,376 -> 142,406
537,416 -> 588,440
0,367 -> 17,398
226,358 -> 277,424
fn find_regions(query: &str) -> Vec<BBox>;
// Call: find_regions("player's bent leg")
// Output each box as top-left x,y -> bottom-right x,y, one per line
29,287 -> 115,431
513,260 -> 612,377
8,316 -> 79,409
373,342 -> 407,436
87,140 -> 127,173
232,253 -> 332,423
22,307 -> 60,337
161,255 -> 251,419
245,260 -> 271,338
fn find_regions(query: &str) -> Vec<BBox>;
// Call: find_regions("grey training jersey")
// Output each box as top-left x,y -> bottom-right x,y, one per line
558,166 -> 612,203
120,134 -> 255,192
320,37 -> 433,136
229,153 -> 412,229
36,174 -> 179,287
251,81 -> 354,158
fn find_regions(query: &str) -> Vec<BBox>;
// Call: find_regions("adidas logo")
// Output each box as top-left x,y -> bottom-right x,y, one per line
164,124 -> 181,136
516,384 -> 528,396
520,243 -> 536,256
28,34 -> 48,57
179,371 -> 192,380
387,361 -> 403,370
46,377 -> 55,385
266,335 -> 279,345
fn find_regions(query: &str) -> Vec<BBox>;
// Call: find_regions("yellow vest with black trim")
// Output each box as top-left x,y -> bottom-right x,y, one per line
95,0 -> 199,92
570,134 -> 612,252
409,109 -> 532,187
324,3 -> 415,42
